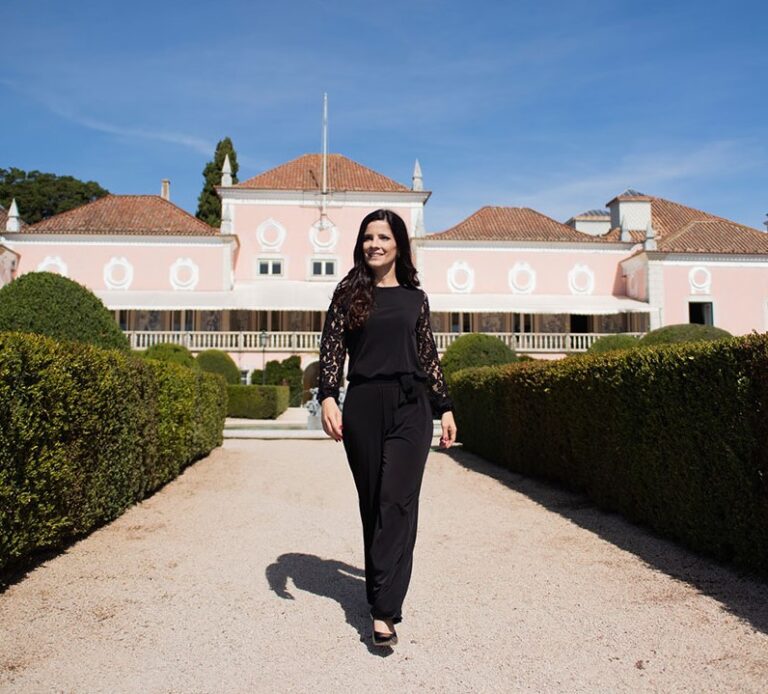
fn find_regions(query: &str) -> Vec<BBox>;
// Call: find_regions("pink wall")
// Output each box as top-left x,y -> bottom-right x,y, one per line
231,204 -> 415,282
625,266 -> 647,300
417,247 -> 629,295
12,242 -> 230,292
662,264 -> 768,335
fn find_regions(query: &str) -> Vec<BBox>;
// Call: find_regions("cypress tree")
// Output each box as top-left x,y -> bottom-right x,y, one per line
196,137 -> 239,227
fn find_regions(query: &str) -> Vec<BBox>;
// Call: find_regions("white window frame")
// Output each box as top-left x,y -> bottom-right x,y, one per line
308,256 -> 338,280
255,256 -> 285,277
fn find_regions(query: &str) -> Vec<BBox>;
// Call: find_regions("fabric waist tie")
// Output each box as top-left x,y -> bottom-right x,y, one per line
348,373 -> 423,406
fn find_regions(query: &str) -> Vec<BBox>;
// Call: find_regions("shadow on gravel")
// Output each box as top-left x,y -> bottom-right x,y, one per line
436,444 -> 768,637
265,553 -> 396,656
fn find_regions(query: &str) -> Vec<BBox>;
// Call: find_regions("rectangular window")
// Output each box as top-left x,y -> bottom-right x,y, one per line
689,301 -> 713,326
310,258 -> 337,277
257,258 -> 284,276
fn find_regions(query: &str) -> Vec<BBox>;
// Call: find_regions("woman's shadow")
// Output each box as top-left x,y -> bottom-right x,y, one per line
265,553 -> 394,655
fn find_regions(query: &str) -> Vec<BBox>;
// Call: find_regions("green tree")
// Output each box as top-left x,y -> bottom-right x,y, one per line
0,167 -> 109,224
196,137 -> 239,227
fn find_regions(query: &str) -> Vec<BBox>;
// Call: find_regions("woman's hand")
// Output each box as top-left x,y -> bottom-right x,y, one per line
321,397 -> 344,442
439,410 -> 457,448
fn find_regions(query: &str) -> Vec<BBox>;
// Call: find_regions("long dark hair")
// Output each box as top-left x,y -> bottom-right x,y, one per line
335,209 -> 420,329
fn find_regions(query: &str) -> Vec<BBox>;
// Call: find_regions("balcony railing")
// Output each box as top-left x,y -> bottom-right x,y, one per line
127,331 -> 643,354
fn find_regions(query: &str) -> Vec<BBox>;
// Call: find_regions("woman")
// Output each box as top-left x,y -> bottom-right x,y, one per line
318,208 -> 457,648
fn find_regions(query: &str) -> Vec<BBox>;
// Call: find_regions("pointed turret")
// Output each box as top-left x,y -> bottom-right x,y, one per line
221,154 -> 233,187
6,198 -> 20,233
412,159 -> 423,191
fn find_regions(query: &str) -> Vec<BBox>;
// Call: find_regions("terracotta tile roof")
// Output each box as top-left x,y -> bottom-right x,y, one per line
602,197 -> 768,253
601,228 -> 646,243
658,219 -> 768,253
236,153 -> 411,192
22,195 -> 219,236
427,206 -> 609,242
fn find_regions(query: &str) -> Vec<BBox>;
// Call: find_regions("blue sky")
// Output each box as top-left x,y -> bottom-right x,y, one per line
2,0 -> 766,232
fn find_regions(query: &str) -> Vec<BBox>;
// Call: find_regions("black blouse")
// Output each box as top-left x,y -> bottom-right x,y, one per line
318,284 -> 454,416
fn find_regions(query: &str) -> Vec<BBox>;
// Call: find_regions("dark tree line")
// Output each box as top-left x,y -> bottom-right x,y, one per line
0,168 -> 109,224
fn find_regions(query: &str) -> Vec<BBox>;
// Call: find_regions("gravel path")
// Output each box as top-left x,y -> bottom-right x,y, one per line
1,438 -> 767,693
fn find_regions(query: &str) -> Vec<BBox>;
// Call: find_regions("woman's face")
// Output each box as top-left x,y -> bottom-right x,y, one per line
362,220 -> 398,270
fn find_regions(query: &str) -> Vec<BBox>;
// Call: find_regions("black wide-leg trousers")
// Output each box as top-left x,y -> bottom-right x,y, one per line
341,375 -> 433,624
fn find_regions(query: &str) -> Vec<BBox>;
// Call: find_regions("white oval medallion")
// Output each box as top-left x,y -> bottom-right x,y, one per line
37,256 -> 68,276
508,262 -> 536,294
568,264 -> 595,295
256,218 -> 286,251
309,218 -> 339,253
103,257 -> 133,290
688,266 -> 711,294
447,261 -> 474,293
169,258 -> 199,291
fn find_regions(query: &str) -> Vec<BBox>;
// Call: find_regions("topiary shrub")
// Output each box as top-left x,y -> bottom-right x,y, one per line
441,333 -> 517,378
196,349 -> 241,384
250,354 -> 303,404
587,334 -> 640,354
638,323 -> 732,347
142,343 -> 199,370
0,271 -> 130,351
227,384 -> 290,418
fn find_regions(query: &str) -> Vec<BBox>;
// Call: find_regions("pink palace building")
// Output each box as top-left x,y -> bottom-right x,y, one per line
2,153 -> 768,381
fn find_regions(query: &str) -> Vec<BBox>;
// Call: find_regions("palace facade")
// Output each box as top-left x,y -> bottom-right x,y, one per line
2,153 -> 767,379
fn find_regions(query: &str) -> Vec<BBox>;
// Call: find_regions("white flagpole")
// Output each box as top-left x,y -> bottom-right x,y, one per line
321,92 -> 328,218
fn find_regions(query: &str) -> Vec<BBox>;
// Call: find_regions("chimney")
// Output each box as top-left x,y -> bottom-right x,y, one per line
607,189 -> 651,232
161,179 -> 171,200
5,198 -> 20,233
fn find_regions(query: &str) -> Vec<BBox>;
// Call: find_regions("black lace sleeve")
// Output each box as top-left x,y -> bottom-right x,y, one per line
318,288 -> 347,404
416,290 -> 454,417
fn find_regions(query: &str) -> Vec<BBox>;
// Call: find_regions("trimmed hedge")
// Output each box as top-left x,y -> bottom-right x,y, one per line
0,332 -> 227,571
0,272 -> 130,351
250,354 -> 303,405
639,323 -> 732,346
450,335 -> 768,577
142,342 -> 200,370
441,333 -> 517,378
227,384 -> 290,419
587,334 -> 640,354
197,349 -> 241,384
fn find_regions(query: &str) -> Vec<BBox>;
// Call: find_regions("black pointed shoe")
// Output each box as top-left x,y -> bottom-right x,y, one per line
371,615 -> 398,647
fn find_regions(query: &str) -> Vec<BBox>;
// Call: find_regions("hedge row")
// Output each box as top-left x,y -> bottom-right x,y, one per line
0,332 -> 227,571
227,384 -> 290,419
450,334 -> 768,577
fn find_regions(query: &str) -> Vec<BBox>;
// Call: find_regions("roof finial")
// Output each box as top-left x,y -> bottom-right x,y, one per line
412,159 -> 423,191
221,154 -> 233,187
6,198 -> 20,232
